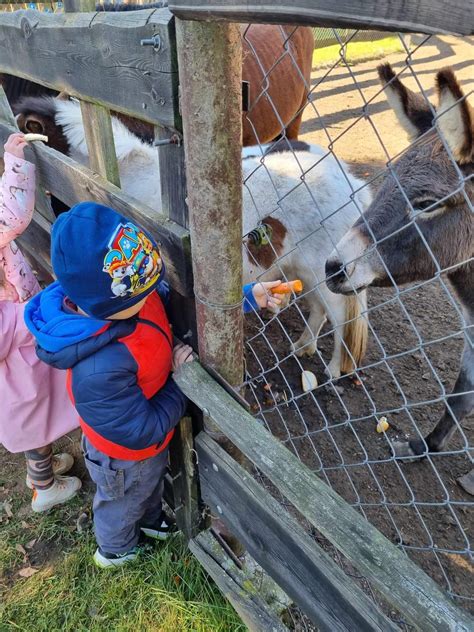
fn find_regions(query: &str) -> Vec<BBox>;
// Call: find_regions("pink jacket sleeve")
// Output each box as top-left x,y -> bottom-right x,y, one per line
0,151 -> 36,248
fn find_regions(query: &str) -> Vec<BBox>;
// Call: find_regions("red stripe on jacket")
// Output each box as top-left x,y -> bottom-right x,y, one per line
66,292 -> 174,461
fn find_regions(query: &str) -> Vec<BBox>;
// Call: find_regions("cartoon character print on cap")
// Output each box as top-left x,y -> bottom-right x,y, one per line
103,222 -> 162,298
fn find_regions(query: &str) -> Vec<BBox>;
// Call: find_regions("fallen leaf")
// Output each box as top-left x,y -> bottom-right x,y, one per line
3,501 -> 13,518
15,544 -> 27,555
25,539 -> 37,550
446,554 -> 474,574
76,512 -> 90,534
21,521 -> 31,529
173,575 -> 182,586
19,567 -> 38,578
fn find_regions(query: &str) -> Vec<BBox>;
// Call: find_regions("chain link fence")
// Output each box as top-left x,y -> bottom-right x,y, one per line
313,27 -> 396,47
240,24 -> 473,618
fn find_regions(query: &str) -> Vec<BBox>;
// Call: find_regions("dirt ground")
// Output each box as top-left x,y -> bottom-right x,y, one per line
0,32 -> 472,627
244,33 -> 474,616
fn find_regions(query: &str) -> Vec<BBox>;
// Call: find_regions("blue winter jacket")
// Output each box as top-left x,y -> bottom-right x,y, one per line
25,279 -> 187,460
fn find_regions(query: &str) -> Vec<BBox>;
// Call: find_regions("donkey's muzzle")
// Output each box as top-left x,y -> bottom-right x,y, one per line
325,258 -> 348,293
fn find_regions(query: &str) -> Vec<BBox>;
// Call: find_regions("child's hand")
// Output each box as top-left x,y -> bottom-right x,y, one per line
172,343 -> 194,371
4,133 -> 28,160
252,280 -> 285,310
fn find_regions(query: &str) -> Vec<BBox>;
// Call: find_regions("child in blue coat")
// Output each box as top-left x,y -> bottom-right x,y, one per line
26,202 -> 193,567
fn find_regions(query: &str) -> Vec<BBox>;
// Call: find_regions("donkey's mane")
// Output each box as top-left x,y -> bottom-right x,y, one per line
14,95 -> 59,120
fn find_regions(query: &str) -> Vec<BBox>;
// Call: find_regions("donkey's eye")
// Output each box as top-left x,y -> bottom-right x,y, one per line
414,199 -> 438,213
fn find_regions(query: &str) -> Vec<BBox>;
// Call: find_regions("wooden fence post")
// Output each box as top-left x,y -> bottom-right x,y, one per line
175,19 -> 243,389
175,18 -> 244,551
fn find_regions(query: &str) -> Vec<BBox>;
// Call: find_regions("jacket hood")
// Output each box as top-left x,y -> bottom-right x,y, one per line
24,281 -> 133,370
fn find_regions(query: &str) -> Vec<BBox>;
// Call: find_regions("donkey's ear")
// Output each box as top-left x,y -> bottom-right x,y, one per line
377,63 -> 434,139
15,112 -> 46,136
436,68 -> 473,164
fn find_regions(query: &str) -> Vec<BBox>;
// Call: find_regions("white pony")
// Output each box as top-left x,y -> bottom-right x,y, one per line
17,97 -> 372,377
241,144 -> 371,377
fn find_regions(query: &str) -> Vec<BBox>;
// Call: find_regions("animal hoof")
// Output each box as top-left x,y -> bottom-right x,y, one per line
392,441 -> 420,460
292,342 -> 316,358
324,364 -> 341,380
457,470 -> 474,496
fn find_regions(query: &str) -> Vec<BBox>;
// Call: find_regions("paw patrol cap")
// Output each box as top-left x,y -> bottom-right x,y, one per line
51,202 -> 164,318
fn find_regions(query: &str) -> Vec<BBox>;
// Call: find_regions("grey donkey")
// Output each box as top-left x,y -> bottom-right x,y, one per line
325,64 -> 473,494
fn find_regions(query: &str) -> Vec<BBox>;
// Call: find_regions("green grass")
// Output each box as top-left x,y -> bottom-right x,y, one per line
313,36 -> 404,68
0,495 -> 245,632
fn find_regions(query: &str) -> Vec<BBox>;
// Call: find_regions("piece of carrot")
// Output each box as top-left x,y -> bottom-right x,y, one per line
270,280 -> 303,294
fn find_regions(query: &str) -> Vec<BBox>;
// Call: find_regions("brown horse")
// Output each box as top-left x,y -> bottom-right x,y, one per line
242,25 -> 314,146
5,20 -> 313,148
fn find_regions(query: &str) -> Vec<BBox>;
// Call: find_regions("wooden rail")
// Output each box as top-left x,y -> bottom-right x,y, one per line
174,361 -> 474,632
190,530 -> 289,632
0,8 -> 180,128
168,0 -> 474,35
197,433 -> 397,632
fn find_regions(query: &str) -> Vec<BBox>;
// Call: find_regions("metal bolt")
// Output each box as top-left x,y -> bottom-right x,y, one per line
140,34 -> 162,51
153,133 -> 183,147
216,505 -> 223,514
212,463 -> 219,472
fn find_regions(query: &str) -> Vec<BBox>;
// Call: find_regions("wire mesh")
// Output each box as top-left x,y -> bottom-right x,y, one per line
240,23 -> 473,617
313,27 -> 394,48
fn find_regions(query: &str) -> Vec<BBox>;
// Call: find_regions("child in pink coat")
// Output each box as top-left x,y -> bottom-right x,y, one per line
0,132 -> 81,512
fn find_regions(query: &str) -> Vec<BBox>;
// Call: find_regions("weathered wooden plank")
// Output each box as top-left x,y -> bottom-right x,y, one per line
168,0 -> 473,36
197,433 -> 396,632
190,530 -> 289,632
0,120 -> 193,295
0,9 -> 179,128
80,101 -> 121,187
16,212 -> 54,281
155,126 -> 187,228
69,0 -> 122,187
163,471 -> 175,510
68,0 -> 122,189
169,416 -> 201,540
174,361 -> 474,632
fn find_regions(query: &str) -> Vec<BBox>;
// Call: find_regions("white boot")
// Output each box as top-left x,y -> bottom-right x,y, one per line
31,476 -> 82,513
26,453 -> 75,490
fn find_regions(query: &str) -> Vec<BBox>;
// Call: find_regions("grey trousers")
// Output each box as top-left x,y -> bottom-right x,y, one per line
82,436 -> 169,554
